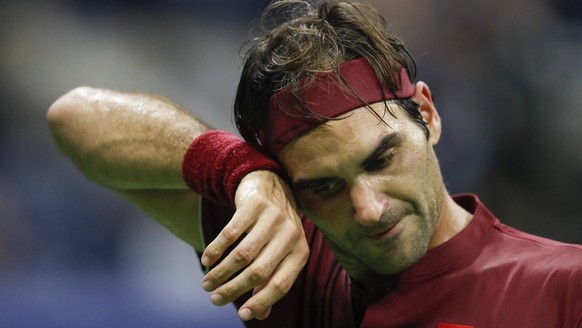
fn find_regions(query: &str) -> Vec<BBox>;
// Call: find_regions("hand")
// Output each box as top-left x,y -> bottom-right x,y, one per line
200,170 -> 309,321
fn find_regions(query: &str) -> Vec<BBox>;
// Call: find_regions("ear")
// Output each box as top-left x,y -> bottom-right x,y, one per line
412,81 -> 441,145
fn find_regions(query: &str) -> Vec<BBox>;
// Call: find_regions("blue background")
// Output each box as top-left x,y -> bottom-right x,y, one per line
0,0 -> 581,326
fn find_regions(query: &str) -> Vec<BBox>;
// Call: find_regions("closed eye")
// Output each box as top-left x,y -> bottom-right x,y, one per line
294,178 -> 345,196
361,133 -> 401,172
364,151 -> 395,172
311,179 -> 344,195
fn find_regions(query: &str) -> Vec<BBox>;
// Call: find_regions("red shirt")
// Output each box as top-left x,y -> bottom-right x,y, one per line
201,194 -> 582,327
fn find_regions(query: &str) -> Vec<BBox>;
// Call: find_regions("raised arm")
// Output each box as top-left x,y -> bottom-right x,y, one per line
47,87 -> 309,321
47,86 -> 209,248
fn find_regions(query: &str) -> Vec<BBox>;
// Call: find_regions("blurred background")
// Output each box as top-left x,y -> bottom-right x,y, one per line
0,0 -> 580,327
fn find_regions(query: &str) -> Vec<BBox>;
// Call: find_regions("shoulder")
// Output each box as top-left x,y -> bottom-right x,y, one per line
484,221 -> 582,294
465,193 -> 582,271
493,221 -> 582,264
477,223 -> 582,322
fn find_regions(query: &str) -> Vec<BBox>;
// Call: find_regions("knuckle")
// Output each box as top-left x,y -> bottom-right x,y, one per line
272,276 -> 293,296
286,225 -> 301,240
220,284 -> 238,299
206,267 -> 225,282
250,296 -> 270,312
221,225 -> 240,244
234,244 -> 255,265
263,205 -> 283,221
246,192 -> 269,207
204,244 -> 220,258
298,246 -> 310,264
248,265 -> 270,284
274,208 -> 289,222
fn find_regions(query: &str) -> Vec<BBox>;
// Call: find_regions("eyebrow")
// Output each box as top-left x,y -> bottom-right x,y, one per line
292,132 -> 402,190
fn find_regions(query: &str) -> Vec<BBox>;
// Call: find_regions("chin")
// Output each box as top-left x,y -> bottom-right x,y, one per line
371,241 -> 431,276
373,259 -> 417,276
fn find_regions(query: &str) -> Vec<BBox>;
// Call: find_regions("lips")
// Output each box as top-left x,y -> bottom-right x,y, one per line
365,217 -> 403,240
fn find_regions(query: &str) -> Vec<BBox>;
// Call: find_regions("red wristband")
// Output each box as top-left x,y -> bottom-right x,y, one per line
182,130 -> 286,205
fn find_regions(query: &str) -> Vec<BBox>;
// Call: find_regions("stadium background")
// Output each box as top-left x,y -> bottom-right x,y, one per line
0,0 -> 580,326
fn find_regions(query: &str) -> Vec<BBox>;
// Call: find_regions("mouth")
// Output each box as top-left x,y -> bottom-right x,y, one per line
366,217 -> 403,240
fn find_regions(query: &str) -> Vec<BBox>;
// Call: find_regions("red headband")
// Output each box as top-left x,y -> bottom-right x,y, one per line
261,57 -> 415,154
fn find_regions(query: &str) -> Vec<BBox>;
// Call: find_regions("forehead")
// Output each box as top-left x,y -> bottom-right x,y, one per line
277,101 -> 409,177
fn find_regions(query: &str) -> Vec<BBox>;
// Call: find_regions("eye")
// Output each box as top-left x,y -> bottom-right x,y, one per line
364,151 -> 395,172
311,179 -> 345,196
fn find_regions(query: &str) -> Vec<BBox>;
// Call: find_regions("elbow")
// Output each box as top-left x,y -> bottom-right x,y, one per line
47,86 -> 93,128
46,86 -> 127,188
47,86 -> 96,169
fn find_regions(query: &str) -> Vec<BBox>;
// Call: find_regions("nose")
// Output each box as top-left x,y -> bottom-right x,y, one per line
350,178 -> 388,225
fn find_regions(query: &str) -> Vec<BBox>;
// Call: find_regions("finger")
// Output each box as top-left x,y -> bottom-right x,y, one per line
205,208 -> 306,298
235,245 -> 308,321
203,202 -> 307,292
201,202 -> 260,267
207,236 -> 290,304
203,215 -> 286,295
251,283 -> 272,320
238,304 -> 271,321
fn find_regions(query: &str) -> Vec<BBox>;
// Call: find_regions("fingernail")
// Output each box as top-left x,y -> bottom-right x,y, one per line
201,280 -> 213,292
201,255 -> 210,267
210,293 -> 224,305
239,308 -> 253,321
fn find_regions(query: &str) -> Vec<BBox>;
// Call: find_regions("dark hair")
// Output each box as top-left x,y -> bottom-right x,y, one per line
234,0 -> 427,149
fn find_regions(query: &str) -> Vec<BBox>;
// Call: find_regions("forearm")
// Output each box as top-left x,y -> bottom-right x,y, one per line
47,88 -> 310,315
118,189 -> 203,249
47,86 -> 208,190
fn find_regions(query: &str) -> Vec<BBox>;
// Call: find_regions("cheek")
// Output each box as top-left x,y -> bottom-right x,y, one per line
298,195 -> 351,233
400,150 -> 443,223
375,147 -> 441,220
376,148 -> 425,194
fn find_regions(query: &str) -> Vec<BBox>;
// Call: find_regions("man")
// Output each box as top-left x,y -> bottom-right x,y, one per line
48,0 -> 582,327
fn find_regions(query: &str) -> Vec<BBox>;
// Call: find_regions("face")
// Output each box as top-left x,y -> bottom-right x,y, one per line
277,98 -> 445,278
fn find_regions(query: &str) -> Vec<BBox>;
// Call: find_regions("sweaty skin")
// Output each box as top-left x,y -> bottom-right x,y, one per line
47,87 -> 308,322
277,82 -> 473,281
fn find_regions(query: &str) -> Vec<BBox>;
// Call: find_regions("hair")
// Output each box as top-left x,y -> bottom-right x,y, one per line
234,0 -> 428,149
